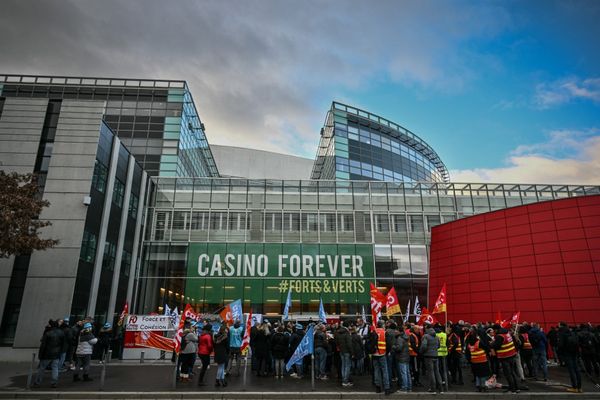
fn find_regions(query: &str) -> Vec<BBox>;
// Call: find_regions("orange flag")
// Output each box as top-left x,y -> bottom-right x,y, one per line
386,287 -> 401,316
432,283 -> 447,314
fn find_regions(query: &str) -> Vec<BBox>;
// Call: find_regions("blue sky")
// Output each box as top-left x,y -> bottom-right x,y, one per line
1,0 -> 599,183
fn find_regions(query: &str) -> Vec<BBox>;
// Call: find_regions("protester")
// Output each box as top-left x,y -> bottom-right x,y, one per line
271,324 -> 289,379
577,324 -> 600,378
407,324 -> 421,387
371,320 -> 392,395
392,325 -> 411,392
213,324 -> 229,387
196,324 -> 213,386
73,322 -> 97,382
518,325 -> 534,379
179,321 -> 198,382
435,323 -> 448,388
447,324 -> 464,385
335,320 -> 353,387
464,326 -> 491,392
558,322 -> 582,393
253,322 -> 270,377
490,323 -> 520,393
420,324 -> 443,394
529,323 -> 548,381
350,326 -> 365,376
289,323 -> 305,378
97,322 -> 113,363
34,319 -> 65,388
227,320 -> 243,376
58,318 -> 73,371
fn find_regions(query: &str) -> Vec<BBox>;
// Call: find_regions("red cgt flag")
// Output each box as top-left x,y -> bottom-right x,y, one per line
117,302 -> 129,326
241,310 -> 252,353
174,303 -> 195,353
386,287 -> 401,316
510,311 -> 521,325
417,307 -> 436,326
495,311 -> 502,324
432,283 -> 447,314
370,283 -> 385,327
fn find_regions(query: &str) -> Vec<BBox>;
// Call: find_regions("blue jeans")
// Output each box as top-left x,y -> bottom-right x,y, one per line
217,363 -> 226,380
373,355 -> 390,390
533,350 -> 548,379
35,358 -> 60,385
397,361 -> 411,391
564,354 -> 581,389
315,347 -> 328,376
341,352 -> 352,383
475,375 -> 486,388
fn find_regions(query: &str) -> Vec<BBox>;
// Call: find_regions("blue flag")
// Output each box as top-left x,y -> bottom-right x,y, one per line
282,289 -> 292,320
286,325 -> 314,371
318,298 -> 327,323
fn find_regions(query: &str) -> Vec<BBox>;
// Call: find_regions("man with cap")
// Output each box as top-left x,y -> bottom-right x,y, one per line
98,322 -> 113,363
58,318 -> 73,371
34,319 -> 65,388
73,322 -> 98,382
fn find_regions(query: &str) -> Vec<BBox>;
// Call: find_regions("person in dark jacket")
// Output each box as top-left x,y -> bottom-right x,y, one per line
213,324 -> 229,387
420,326 -> 442,393
464,327 -> 491,392
271,325 -> 289,378
314,324 -> 329,380
57,318 -> 73,370
518,325 -> 534,378
578,324 -> 600,377
447,324 -> 464,385
557,322 -> 581,393
335,322 -> 353,386
393,329 -> 411,392
529,323 -> 548,381
97,323 -> 113,363
197,324 -> 213,386
350,326 -> 365,375
253,322 -> 270,377
34,319 -> 65,388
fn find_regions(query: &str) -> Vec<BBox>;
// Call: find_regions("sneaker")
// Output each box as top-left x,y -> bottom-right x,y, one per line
289,372 -> 298,378
321,375 -> 329,380
566,388 -> 578,393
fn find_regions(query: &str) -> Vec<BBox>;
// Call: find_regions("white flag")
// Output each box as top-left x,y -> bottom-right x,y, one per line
403,299 -> 411,323
164,304 -> 171,316
413,296 -> 421,317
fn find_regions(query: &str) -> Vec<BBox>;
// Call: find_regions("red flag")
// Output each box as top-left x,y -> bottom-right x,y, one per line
432,283 -> 447,314
174,304 -> 194,353
241,311 -> 252,353
417,307 -> 436,326
370,283 -> 385,327
495,311 -> 502,324
510,311 -> 520,325
385,287 -> 401,316
117,302 -> 129,326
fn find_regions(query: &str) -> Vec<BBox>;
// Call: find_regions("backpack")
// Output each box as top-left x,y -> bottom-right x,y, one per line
579,332 -> 595,352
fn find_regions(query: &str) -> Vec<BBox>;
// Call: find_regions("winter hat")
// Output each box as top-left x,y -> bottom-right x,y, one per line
103,323 -> 112,329
295,323 -> 303,330
83,322 -> 93,330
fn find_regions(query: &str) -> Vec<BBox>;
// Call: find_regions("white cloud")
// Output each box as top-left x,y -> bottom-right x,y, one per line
450,129 -> 600,184
534,77 -> 600,109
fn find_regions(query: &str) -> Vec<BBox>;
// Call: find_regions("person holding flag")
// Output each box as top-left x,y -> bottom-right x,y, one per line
286,324 -> 314,377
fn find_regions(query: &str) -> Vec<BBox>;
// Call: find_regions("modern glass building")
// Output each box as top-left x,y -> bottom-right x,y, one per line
311,102 -> 449,183
0,74 -> 219,178
136,178 -> 599,318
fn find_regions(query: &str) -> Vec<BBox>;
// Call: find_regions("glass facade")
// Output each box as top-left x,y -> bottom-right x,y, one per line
137,178 -> 599,317
311,102 -> 449,183
0,74 -> 219,178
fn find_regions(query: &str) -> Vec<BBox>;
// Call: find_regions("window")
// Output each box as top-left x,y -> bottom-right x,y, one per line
375,214 -> 389,232
91,160 -> 108,193
426,215 -> 441,232
79,231 -> 97,263
283,212 -> 300,231
302,213 -> 318,232
102,241 -> 117,271
337,213 -> 354,232
172,211 -> 189,230
319,213 -> 336,232
265,212 -> 282,231
228,212 -> 247,231
391,214 -> 407,233
210,212 -> 227,230
122,251 -> 132,277
128,193 -> 139,219
112,178 -> 125,207
191,211 -> 209,230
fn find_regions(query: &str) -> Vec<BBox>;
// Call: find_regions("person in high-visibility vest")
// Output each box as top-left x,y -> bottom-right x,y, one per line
491,324 -> 520,393
435,324 -> 448,389
518,326 -> 534,378
464,327 -> 491,392
370,320 -> 392,395
406,324 -> 421,387
447,324 -> 464,385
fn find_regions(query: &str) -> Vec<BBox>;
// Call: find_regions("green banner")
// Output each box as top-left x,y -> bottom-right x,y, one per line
185,243 -> 374,304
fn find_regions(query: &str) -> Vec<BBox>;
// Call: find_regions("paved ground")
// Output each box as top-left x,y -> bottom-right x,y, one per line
0,359 -> 599,398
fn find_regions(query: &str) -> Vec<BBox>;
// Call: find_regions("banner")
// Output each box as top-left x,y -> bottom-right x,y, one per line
126,315 -> 174,331
186,243 -> 375,304
125,331 -> 174,352
220,299 -> 243,326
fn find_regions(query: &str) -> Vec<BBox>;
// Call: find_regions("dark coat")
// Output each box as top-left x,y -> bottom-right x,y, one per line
351,332 -> 364,359
253,328 -> 270,358
270,331 -> 289,359
335,326 -> 353,354
314,330 -> 328,350
393,332 -> 410,363
213,331 -> 229,364
289,329 -> 304,356
39,327 -> 65,360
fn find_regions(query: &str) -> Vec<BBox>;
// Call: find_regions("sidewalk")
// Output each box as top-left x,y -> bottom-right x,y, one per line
1,359 -> 598,398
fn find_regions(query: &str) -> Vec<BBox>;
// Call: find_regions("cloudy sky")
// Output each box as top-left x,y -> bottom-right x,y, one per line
1,0 -> 599,184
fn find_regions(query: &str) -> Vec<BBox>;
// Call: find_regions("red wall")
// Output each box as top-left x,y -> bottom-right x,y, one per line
429,195 -> 600,328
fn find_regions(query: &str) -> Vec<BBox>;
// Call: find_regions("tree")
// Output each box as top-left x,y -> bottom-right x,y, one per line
0,171 -> 58,258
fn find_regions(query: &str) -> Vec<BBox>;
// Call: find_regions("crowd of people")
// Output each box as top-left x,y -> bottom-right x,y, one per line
174,317 -> 600,395
33,316 -> 120,388
33,314 -> 600,395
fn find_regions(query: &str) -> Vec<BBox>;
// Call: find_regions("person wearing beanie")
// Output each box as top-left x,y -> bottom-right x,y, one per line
98,322 -> 113,364
420,325 -> 443,394
73,322 -> 98,382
